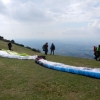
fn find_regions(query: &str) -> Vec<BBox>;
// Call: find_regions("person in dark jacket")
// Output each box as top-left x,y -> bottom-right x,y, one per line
43,42 -> 48,55
50,43 -> 55,55
8,42 -> 12,50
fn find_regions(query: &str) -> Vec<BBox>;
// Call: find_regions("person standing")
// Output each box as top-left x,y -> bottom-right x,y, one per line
42,42 -> 48,55
50,43 -> 55,55
95,45 -> 100,60
45,42 -> 48,55
8,42 -> 12,50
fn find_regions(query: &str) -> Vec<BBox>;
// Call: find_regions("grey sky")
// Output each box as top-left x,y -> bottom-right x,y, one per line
0,0 -> 100,42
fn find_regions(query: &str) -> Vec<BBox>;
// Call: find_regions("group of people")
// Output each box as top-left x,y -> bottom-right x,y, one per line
42,43 -> 55,55
7,42 -> 100,60
94,45 -> 100,60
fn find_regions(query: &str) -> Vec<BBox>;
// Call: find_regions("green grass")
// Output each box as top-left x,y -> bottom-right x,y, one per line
0,40 -> 100,100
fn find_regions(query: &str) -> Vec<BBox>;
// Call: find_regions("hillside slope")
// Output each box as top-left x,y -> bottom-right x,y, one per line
0,40 -> 41,55
0,40 -> 100,100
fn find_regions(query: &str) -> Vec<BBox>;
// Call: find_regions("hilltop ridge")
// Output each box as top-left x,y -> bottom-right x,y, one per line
0,36 -> 40,53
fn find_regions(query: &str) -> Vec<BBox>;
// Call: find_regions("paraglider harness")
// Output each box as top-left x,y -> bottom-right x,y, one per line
35,55 -> 46,65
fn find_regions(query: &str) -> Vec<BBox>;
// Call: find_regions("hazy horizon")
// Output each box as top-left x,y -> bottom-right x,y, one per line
15,39 -> 96,59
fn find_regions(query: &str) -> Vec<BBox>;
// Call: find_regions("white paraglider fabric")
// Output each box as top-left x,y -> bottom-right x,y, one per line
0,50 -> 37,60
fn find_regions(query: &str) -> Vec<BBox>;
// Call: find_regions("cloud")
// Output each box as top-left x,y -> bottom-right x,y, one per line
88,20 -> 100,35
0,0 -> 100,42
1,0 -> 100,23
0,0 -> 7,14
91,20 -> 100,28
11,2 -> 53,23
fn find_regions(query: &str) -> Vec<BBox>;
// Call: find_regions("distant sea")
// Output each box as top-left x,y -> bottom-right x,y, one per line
15,39 -> 99,59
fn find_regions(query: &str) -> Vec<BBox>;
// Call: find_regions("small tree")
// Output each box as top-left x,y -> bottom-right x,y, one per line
11,40 -> 15,43
0,36 -> 4,40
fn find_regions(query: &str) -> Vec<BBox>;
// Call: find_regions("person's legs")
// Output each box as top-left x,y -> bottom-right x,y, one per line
51,50 -> 53,55
47,49 -> 48,55
45,50 -> 47,55
9,46 -> 11,50
95,51 -> 100,60
53,50 -> 54,55
45,50 -> 48,55
50,50 -> 52,55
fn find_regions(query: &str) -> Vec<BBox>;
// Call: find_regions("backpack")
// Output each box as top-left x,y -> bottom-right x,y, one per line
42,44 -> 45,51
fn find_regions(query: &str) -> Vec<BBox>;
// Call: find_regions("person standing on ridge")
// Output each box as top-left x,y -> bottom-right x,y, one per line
50,43 -> 55,55
8,42 -> 12,50
42,42 -> 48,55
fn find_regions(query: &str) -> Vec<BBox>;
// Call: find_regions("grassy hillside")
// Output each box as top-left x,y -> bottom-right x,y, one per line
0,40 -> 41,55
0,40 -> 100,100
